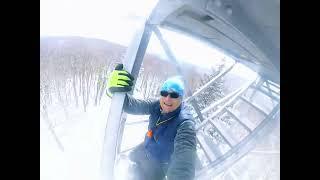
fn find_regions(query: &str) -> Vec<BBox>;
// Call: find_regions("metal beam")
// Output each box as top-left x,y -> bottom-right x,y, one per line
266,79 -> 280,89
185,62 -> 236,103
250,150 -> 280,155
258,86 -> 280,102
225,108 -> 252,133
200,85 -> 242,116
152,26 -> 196,97
263,83 -> 280,95
249,77 -> 264,101
239,96 -> 268,116
197,131 -> 217,162
208,119 -> 235,148
100,22 -> 153,180
249,77 -> 279,102
119,146 -> 140,155
191,99 -> 205,122
196,80 -> 255,130
196,103 -> 280,179
159,22 -> 279,84
125,119 -> 149,126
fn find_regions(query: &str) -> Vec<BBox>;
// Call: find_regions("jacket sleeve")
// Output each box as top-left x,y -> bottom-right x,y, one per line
166,120 -> 197,180
123,94 -> 158,115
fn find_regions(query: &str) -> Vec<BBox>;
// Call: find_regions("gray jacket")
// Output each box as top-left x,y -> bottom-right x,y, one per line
123,94 -> 197,180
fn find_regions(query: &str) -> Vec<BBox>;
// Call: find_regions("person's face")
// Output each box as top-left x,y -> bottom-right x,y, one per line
159,91 -> 182,113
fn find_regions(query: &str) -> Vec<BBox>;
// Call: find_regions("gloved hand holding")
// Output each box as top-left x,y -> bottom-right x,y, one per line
106,63 -> 134,97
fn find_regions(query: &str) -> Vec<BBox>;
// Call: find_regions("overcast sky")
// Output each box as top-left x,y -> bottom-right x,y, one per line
40,0 -> 250,70
40,0 -> 157,44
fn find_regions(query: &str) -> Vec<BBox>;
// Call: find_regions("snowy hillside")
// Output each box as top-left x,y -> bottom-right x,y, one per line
40,37 -> 279,180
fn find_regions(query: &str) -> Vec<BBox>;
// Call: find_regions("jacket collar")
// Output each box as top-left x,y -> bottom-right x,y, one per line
159,103 -> 182,120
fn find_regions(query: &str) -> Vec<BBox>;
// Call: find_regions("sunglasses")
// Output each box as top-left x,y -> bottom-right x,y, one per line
160,90 -> 180,98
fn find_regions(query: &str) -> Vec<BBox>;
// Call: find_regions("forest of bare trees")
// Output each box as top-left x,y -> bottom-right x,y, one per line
40,37 -> 125,125
40,36 -> 225,127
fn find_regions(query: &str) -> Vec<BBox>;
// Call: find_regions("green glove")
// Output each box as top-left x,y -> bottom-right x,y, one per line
106,64 -> 134,97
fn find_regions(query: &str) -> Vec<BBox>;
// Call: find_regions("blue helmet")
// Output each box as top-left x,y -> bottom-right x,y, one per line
160,76 -> 185,97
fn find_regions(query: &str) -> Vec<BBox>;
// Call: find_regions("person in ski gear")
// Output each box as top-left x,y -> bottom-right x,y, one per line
107,64 -> 197,180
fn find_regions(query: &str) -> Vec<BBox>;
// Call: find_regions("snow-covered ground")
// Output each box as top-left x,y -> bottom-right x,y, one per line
40,95 -> 111,180
41,95 -> 150,180
40,65 -> 279,180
